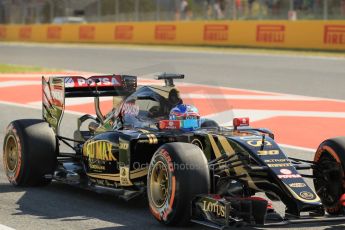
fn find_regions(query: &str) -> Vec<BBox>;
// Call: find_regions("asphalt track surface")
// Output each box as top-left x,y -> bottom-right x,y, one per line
0,43 -> 345,229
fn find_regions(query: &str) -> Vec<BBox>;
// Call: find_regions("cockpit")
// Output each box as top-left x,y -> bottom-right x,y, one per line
119,85 -> 182,129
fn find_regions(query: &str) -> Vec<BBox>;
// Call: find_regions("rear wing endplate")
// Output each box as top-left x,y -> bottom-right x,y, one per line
42,75 -> 137,134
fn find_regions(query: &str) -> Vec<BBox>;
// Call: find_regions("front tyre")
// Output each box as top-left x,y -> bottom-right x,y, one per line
3,119 -> 57,186
313,137 -> 345,215
147,143 -> 210,226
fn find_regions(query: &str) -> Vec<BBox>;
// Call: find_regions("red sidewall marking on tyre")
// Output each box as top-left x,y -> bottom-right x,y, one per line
4,125 -> 22,183
148,149 -> 176,222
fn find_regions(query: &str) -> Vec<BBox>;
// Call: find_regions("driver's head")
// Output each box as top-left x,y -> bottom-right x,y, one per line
169,104 -> 201,131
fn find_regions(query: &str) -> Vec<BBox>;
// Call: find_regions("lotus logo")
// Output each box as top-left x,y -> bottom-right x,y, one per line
280,169 -> 292,175
300,191 -> 315,200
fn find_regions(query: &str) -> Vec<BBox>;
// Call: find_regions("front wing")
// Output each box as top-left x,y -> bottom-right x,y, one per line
191,194 -> 345,228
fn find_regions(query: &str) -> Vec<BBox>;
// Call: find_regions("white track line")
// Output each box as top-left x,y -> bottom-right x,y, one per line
0,100 -> 87,116
28,97 -> 113,107
0,224 -> 15,230
181,93 -> 318,101
0,81 -> 41,87
278,144 -> 315,153
213,109 -> 345,126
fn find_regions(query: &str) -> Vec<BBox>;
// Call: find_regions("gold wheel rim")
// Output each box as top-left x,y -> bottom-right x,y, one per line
4,135 -> 19,173
150,161 -> 169,208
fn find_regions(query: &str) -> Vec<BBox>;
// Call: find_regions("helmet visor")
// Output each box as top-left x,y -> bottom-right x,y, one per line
181,119 -> 200,130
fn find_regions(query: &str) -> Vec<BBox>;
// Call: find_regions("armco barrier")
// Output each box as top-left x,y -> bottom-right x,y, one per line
0,21 -> 344,51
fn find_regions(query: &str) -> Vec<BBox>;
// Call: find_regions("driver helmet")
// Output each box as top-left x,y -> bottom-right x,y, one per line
169,104 -> 201,131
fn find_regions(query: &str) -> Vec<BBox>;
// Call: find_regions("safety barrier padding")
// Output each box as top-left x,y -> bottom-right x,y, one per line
0,21 -> 344,50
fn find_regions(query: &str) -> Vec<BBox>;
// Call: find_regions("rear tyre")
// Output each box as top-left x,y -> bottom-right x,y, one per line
147,143 -> 210,226
3,119 -> 57,186
313,137 -> 345,215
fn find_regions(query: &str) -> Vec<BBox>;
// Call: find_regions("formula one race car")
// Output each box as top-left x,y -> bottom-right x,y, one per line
3,73 -> 345,228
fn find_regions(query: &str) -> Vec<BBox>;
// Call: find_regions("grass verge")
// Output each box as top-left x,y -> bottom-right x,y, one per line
0,64 -> 60,73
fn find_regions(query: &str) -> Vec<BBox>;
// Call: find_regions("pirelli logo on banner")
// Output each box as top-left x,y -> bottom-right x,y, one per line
114,25 -> 134,40
19,27 -> 32,40
0,27 -> 6,39
203,25 -> 228,41
155,25 -> 176,41
47,26 -> 61,40
79,25 -> 95,40
256,25 -> 285,43
324,25 -> 345,45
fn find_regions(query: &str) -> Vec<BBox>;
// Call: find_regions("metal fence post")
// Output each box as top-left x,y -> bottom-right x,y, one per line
289,0 -> 294,11
115,0 -> 119,21
259,0 -> 263,20
48,0 -> 54,23
232,0 -> 237,20
36,3 -> 40,24
156,0 -> 160,21
135,0 -> 139,21
98,0 -> 102,22
3,0 -> 8,23
63,0 -> 68,17
0,2 -> 3,24
323,0 -> 328,20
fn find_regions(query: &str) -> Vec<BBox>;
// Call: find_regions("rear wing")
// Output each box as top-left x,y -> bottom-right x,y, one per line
42,75 -> 137,134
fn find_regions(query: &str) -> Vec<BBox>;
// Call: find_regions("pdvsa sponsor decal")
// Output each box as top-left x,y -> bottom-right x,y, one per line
265,159 -> 289,163
47,26 -> 61,40
280,169 -> 292,175
256,25 -> 285,43
267,163 -> 291,167
114,25 -> 133,40
278,174 -> 302,179
43,88 -> 64,108
121,102 -> 139,116
120,166 -> 133,186
42,81 -> 64,109
0,26 -> 6,39
289,183 -> 306,188
300,191 -> 315,200
79,25 -> 95,40
257,149 -> 278,155
202,200 -> 225,217
204,24 -> 228,41
155,25 -> 176,41
278,168 -> 301,179
64,76 -> 121,88
19,27 -> 32,40
159,120 -> 181,130
324,25 -> 345,45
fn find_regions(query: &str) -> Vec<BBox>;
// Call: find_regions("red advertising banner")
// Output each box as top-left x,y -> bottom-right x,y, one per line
155,25 -> 176,41
203,24 -> 228,41
324,25 -> 345,45
256,25 -> 285,43
79,26 -> 95,40
47,26 -> 62,40
0,26 -> 6,39
114,25 -> 134,40
19,27 -> 32,40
